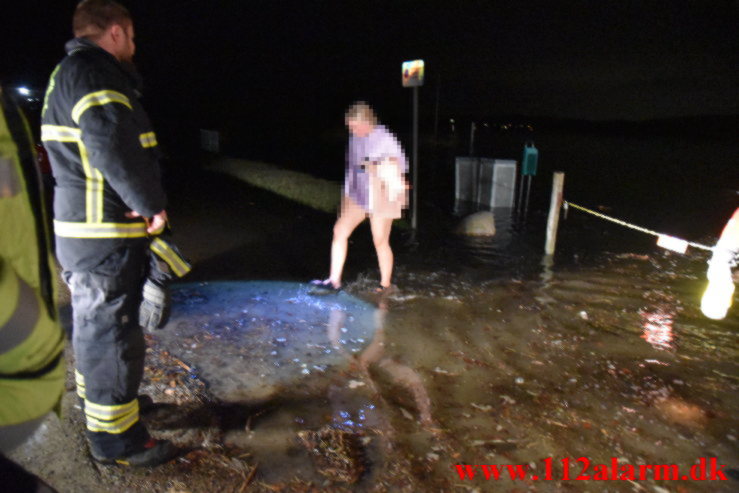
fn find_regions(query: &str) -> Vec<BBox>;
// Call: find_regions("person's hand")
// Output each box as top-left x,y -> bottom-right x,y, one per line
126,209 -> 168,234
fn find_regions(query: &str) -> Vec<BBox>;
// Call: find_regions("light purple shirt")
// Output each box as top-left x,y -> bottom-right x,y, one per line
345,124 -> 408,210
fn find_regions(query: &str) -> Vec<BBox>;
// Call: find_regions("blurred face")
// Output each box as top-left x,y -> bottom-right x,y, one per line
346,118 -> 373,137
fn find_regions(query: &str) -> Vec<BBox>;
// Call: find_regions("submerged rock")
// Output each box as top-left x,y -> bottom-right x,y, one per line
456,211 -> 496,236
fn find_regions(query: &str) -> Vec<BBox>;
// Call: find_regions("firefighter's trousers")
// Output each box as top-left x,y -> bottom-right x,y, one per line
64,243 -> 150,459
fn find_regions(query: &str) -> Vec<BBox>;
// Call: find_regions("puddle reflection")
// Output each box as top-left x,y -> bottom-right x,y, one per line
639,307 -> 675,351
325,294 -> 435,437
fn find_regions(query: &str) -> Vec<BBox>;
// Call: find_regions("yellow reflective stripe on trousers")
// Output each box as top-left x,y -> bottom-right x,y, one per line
71,90 -> 132,124
0,273 -> 40,354
85,400 -> 139,434
41,125 -> 103,222
84,398 -> 138,420
54,220 -> 148,238
75,369 -> 86,399
150,238 -> 192,277
139,131 -> 157,148
75,369 -> 85,386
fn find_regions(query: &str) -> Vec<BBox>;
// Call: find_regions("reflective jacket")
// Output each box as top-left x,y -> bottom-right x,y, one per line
41,38 -> 166,271
0,86 -> 65,430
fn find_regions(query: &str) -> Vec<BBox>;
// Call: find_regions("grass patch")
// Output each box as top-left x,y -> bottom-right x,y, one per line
209,158 -> 341,213
209,157 -> 411,228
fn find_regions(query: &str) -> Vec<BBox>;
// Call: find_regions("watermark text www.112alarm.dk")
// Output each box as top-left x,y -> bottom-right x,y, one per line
454,457 -> 727,482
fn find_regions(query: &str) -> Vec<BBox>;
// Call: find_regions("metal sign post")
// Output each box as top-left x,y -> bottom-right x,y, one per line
402,59 -> 424,231
411,85 -> 419,230
518,142 -> 539,218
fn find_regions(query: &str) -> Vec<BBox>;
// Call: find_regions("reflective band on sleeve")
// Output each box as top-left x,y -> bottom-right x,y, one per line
139,132 -> 158,148
71,90 -> 132,124
0,275 -> 40,354
41,124 -> 82,142
150,238 -> 192,277
54,220 -> 148,238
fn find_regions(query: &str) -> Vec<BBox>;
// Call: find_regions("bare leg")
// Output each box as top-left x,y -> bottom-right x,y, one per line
369,215 -> 395,288
328,197 -> 366,287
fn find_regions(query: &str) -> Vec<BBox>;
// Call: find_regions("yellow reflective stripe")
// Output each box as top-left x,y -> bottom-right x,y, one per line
75,370 -> 86,399
42,64 -> 61,117
139,131 -> 157,148
75,137 -> 100,223
40,125 -> 103,223
150,238 -> 191,277
85,406 -> 139,434
86,415 -> 138,434
54,220 -> 148,238
41,124 -> 81,142
84,398 -> 138,420
71,90 -> 132,124
89,167 -> 104,223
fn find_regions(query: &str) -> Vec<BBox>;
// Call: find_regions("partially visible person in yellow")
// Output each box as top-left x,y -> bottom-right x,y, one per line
0,83 -> 65,491
701,207 -> 739,320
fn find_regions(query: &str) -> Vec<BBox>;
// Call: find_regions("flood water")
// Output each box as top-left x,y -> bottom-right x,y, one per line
144,121 -> 739,491
151,226 -> 738,491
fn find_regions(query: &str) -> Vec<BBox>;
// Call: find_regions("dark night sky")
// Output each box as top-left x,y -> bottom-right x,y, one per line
3,0 -> 737,128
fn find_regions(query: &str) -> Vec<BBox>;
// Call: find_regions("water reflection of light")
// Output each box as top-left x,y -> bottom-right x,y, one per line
639,309 -> 675,351
333,404 -> 376,430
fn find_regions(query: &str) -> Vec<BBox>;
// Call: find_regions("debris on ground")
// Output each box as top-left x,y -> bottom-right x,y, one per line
297,426 -> 366,484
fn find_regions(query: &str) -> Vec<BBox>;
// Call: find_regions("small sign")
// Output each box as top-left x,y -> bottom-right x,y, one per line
402,59 -> 425,87
656,235 -> 688,254
522,145 -> 538,176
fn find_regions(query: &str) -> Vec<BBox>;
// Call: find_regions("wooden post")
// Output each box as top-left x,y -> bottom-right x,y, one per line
545,172 -> 565,255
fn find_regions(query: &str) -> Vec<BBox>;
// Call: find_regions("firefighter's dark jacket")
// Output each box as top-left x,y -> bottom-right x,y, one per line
41,38 -> 166,271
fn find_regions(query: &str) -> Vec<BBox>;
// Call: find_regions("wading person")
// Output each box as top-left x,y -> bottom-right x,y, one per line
312,102 -> 408,293
41,0 -> 184,466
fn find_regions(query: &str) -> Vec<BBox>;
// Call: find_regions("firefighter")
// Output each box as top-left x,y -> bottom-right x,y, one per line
41,0 -> 187,466
0,84 -> 64,490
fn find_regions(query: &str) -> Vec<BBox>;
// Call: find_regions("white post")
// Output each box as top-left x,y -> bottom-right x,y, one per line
545,172 -> 565,255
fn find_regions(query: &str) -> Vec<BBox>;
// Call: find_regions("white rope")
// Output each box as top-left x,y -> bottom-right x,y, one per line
564,201 -> 714,252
